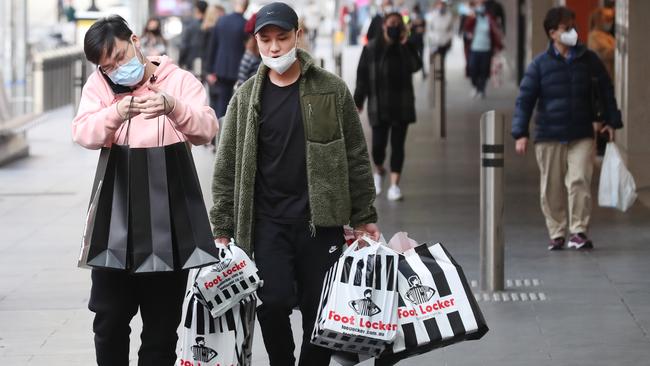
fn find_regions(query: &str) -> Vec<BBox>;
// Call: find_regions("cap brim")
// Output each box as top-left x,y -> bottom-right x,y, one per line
254,20 -> 295,34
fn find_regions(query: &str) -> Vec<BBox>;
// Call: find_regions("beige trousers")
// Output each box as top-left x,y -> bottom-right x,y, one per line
535,138 -> 594,239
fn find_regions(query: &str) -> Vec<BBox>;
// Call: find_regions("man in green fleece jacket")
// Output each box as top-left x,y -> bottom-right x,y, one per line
209,3 -> 379,365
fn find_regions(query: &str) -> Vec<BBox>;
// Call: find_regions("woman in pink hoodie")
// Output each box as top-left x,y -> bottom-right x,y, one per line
73,15 -> 218,365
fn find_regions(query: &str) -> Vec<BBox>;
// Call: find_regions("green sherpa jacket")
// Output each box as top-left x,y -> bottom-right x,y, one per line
210,49 -> 378,255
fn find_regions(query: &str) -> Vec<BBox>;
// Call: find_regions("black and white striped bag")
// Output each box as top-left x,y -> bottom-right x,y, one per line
311,239 -> 400,356
333,242 -> 489,365
381,242 -> 488,363
177,289 -> 256,366
193,242 -> 262,318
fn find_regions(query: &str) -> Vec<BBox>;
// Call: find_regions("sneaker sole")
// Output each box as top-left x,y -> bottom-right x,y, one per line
567,241 -> 593,250
547,245 -> 564,251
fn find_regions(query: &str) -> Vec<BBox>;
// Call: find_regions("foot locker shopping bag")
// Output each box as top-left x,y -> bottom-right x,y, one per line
381,242 -> 488,363
177,290 -> 256,366
333,242 -> 489,365
193,241 -> 263,318
311,239 -> 399,356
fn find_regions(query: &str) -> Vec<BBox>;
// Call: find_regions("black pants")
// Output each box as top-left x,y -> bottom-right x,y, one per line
371,123 -> 409,174
254,219 -> 345,366
209,78 -> 236,119
468,50 -> 492,93
88,269 -> 188,366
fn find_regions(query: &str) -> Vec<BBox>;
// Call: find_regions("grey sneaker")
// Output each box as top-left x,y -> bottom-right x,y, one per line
548,237 -> 565,251
568,233 -> 593,250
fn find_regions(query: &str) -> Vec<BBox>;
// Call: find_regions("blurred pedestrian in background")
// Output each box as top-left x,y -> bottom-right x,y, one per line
355,12 -> 422,201
484,0 -> 505,34
199,4 -> 226,81
588,6 -> 616,156
409,3 -> 427,79
140,17 -> 167,56
236,13 -> 261,88
588,7 -> 615,80
458,0 -> 476,77
464,0 -> 503,98
366,0 -> 395,43
178,0 -> 208,73
426,0 -> 454,65
512,7 -> 622,251
206,0 -> 248,119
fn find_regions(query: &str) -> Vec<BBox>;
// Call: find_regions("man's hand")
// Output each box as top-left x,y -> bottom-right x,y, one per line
515,137 -> 528,155
354,223 -> 381,247
207,74 -> 217,85
116,96 -> 141,120
214,237 -> 230,247
133,85 -> 176,119
600,125 -> 615,142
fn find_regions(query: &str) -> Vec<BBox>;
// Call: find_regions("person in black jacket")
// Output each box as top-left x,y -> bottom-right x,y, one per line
178,1 -> 207,70
512,7 -> 622,251
355,12 -> 422,201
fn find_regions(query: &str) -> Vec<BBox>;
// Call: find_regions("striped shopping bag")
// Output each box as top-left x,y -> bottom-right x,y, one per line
311,239 -> 400,357
381,242 -> 488,363
193,242 -> 262,318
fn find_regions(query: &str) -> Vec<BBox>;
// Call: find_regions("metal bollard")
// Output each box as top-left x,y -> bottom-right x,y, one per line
430,52 -> 446,138
479,110 -> 505,292
334,53 -> 343,78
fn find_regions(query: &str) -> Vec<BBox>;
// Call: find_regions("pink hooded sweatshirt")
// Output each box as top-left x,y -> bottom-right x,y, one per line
72,55 -> 218,149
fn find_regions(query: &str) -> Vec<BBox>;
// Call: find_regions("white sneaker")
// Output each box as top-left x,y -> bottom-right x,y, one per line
387,185 -> 403,201
469,87 -> 478,98
373,173 -> 384,195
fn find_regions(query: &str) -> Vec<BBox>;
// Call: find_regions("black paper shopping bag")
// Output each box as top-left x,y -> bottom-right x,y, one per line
165,141 -> 221,269
80,144 -> 130,270
129,146 -> 175,272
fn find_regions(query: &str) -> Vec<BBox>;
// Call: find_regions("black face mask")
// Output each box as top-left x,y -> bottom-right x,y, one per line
386,26 -> 401,42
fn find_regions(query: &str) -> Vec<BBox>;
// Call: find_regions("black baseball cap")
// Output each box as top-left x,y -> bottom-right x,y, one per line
254,2 -> 299,34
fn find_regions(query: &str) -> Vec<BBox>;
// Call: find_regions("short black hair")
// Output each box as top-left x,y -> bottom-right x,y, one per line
543,7 -> 576,39
84,15 -> 133,64
195,0 -> 208,14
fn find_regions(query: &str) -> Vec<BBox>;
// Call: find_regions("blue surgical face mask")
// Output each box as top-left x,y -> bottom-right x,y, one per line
107,41 -> 146,86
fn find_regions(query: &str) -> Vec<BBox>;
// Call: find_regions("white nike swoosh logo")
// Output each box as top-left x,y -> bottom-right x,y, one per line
328,245 -> 338,253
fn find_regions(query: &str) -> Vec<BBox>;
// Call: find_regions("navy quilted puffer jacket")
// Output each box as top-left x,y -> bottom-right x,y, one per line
512,43 -> 622,142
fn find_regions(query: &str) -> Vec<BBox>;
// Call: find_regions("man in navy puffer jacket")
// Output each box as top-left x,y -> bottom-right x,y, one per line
512,7 -> 622,251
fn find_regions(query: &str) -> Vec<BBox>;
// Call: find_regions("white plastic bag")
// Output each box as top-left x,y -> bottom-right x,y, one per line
177,286 -> 256,366
193,241 -> 262,318
598,142 -> 637,212
311,238 -> 400,356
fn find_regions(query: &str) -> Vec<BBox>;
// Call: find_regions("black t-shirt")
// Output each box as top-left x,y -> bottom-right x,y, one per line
254,75 -> 309,222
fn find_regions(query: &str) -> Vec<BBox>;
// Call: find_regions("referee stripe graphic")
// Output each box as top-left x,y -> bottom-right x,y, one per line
402,323 -> 419,349
385,255 -> 395,291
424,317 -> 442,342
365,254 -> 375,288
340,256 -> 353,283
196,301 -> 205,335
374,254 -> 382,290
414,244 -> 451,297
448,311 -> 466,336
353,258 -> 365,286
184,296 -> 195,329
225,308 -> 236,331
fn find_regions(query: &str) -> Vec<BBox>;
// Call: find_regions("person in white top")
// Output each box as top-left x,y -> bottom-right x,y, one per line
425,0 -> 455,61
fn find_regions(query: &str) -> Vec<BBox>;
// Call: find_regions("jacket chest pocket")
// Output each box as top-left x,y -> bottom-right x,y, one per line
303,93 -> 342,143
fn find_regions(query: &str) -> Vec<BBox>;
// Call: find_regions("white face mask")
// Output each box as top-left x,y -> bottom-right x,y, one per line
261,44 -> 297,75
559,28 -> 578,47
